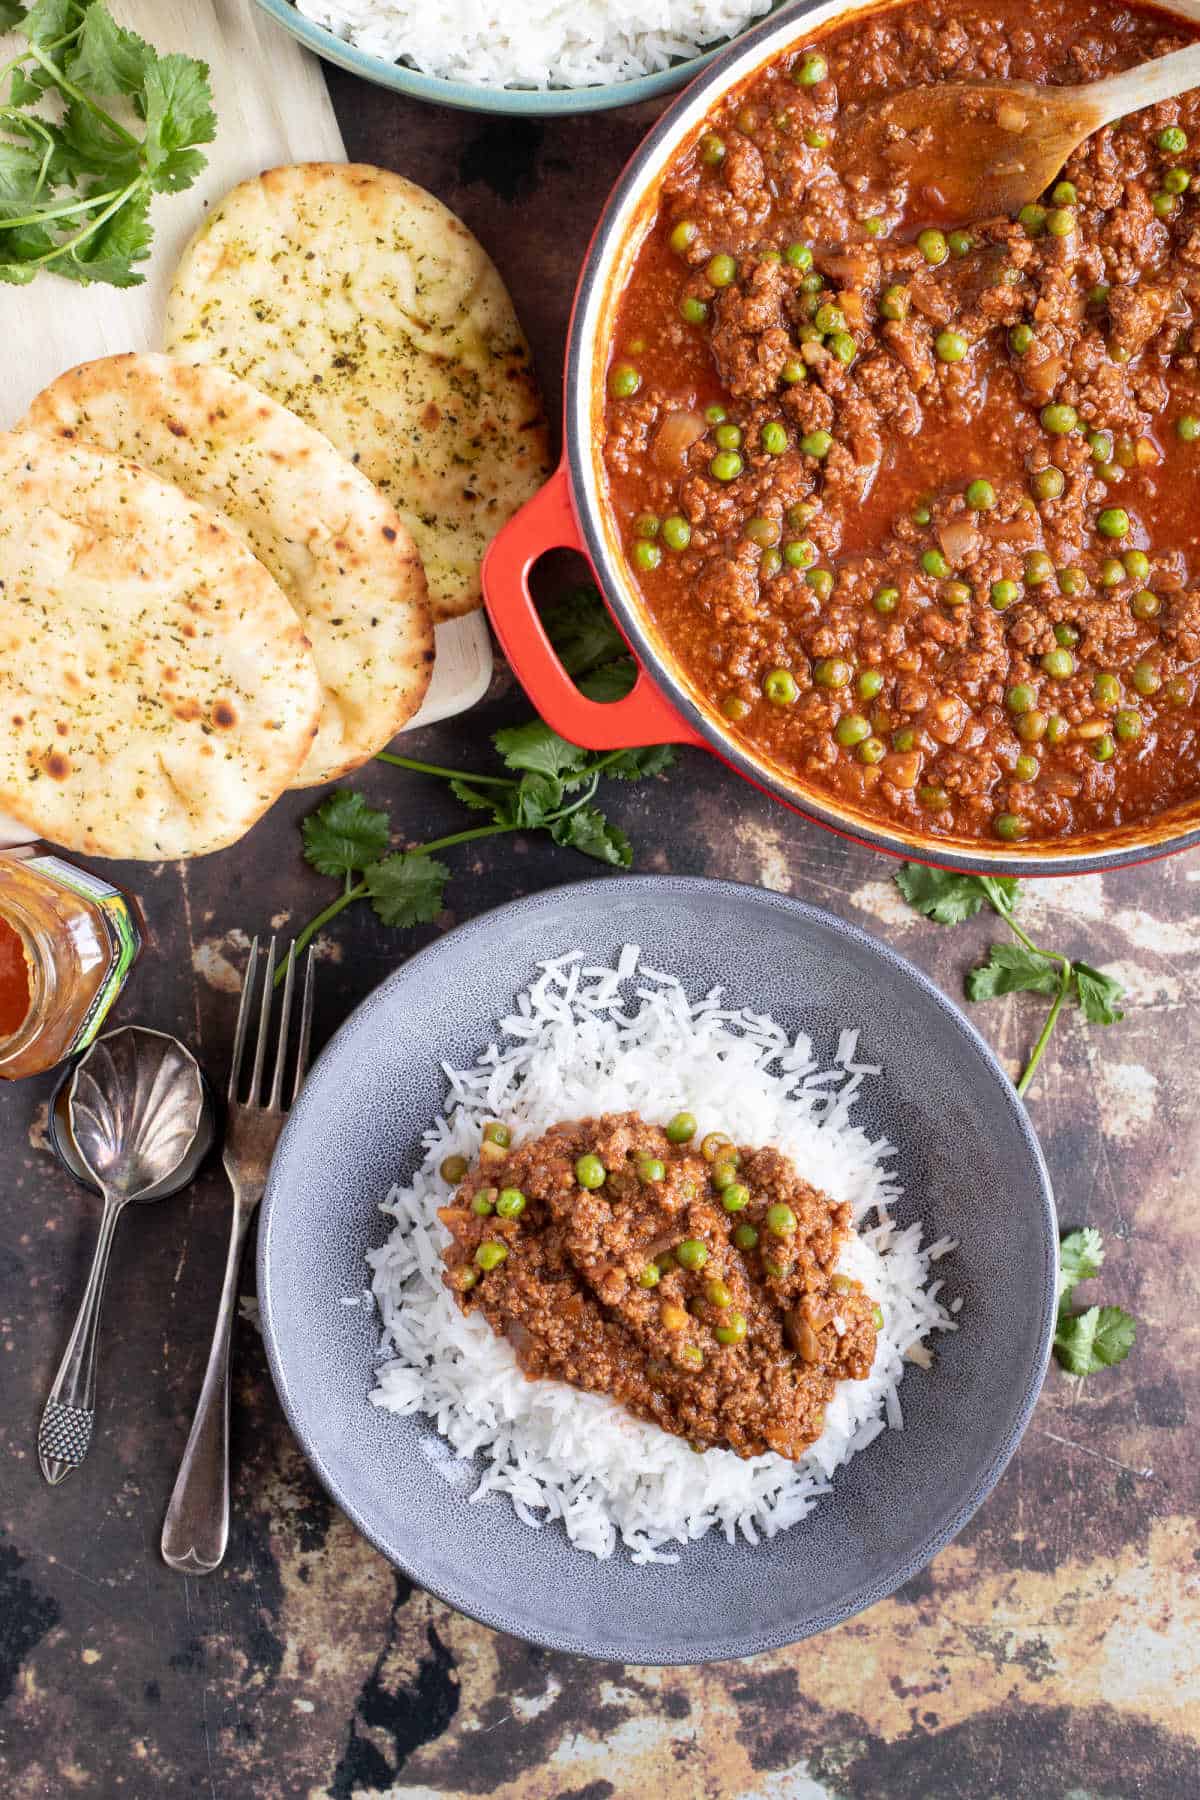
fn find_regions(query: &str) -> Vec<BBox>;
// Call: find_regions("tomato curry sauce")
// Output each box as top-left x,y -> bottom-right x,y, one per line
602,0 -> 1200,846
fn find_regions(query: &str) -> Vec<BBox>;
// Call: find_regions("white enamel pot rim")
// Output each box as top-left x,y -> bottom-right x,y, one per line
555,0 -> 1200,877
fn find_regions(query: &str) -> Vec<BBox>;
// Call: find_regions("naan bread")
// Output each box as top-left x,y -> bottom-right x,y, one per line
0,431 -> 321,859
164,162 -> 552,622
22,353 -> 433,787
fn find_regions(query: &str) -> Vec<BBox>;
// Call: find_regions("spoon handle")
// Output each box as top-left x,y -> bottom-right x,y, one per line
1086,42 -> 1200,129
160,1186 -> 259,1574
38,1189 -> 124,1486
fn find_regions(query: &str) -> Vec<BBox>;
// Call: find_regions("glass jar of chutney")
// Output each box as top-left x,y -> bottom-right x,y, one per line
0,846 -> 141,1081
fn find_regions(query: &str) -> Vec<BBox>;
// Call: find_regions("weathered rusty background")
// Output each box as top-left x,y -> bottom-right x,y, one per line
1,75 -> 1197,1800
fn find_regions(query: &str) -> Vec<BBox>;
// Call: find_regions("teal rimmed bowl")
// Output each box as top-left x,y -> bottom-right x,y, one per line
251,0 -> 795,114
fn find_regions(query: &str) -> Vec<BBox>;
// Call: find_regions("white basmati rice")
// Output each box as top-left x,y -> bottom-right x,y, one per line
367,948 -> 957,1563
293,0 -> 775,90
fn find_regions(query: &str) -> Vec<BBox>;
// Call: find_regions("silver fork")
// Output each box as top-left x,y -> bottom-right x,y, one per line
161,937 -> 314,1575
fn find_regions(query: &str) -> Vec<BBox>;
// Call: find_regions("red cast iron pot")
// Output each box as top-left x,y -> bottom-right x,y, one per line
484,0 -> 1200,877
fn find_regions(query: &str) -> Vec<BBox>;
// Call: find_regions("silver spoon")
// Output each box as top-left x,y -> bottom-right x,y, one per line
37,1027 -> 207,1487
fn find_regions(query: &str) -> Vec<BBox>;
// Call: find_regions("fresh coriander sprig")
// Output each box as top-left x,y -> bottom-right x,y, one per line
1054,1228 -> 1136,1376
280,587 -> 677,980
895,865 -> 1124,1096
0,0 -> 215,287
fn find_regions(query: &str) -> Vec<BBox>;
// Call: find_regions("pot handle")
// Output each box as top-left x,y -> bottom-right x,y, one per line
484,464 -> 704,751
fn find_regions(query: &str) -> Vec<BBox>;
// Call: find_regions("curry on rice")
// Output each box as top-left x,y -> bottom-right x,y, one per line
601,0 -> 1200,847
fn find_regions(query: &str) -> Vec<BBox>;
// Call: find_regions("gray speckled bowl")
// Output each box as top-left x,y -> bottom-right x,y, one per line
258,877 -> 1056,1663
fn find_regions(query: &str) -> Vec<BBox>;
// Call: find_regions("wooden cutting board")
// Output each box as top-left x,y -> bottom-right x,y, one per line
0,0 -> 492,753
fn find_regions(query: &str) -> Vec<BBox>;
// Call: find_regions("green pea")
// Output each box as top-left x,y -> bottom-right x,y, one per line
638,1263 -> 661,1288
991,579 -> 1019,610
705,402 -> 727,424
720,1184 -> 750,1213
1152,191 -> 1178,218
680,1344 -> 704,1368
921,548 -> 950,579
1016,709 -> 1048,742
720,694 -> 750,721
475,1241 -> 508,1271
1100,556 -> 1125,587
799,270 -> 825,292
634,511 -> 660,538
1115,708 -> 1142,740
864,215 -> 886,237
710,450 -> 744,482
1131,588 -> 1161,619
632,539 -> 662,572
918,783 -> 951,811
828,331 -> 857,365
707,252 -> 737,288
794,50 -> 828,84
700,133 -> 726,164
762,1256 -> 793,1279
655,1250 -> 677,1272
496,1187 -> 526,1218
1046,206 -> 1075,237
733,1223 -> 759,1250
948,228 -> 973,256
1041,402 -> 1079,435
1018,202 -> 1048,235
1094,670 -> 1122,706
781,358 -> 807,384
807,568 -> 835,600
1014,753 -> 1040,782
666,1111 -> 696,1142
1046,712 -> 1070,745
784,537 -> 816,568
637,1157 -> 666,1185
785,241 -> 814,268
1025,551 -> 1055,585
1009,323 -> 1034,353
1089,283 -> 1111,307
1133,660 -> 1162,695
745,515 -> 780,547
1041,647 -> 1075,678
676,1238 -> 709,1270
575,1153 -> 606,1189
1058,566 -> 1087,596
763,668 -> 799,705
1177,413 -> 1200,442
1165,675 -> 1192,706
813,657 -> 852,688
1006,683 -> 1038,714
911,502 -> 932,525
680,295 -> 709,325
440,1154 -> 469,1183
1123,549 -> 1150,581
994,811 -> 1029,842
661,515 -> 692,551
814,302 -> 845,333
714,421 -> 743,450
608,363 -> 641,398
879,284 -> 909,321
471,1189 -> 497,1216
942,580 -> 971,607
857,668 -> 884,700
1052,180 -> 1077,204
892,725 -> 917,751
715,1313 -> 748,1345
966,478 -> 996,510
873,584 -> 899,613
1092,732 -> 1116,762
1164,166 -> 1191,194
761,420 -> 788,455
1096,507 -> 1130,539
482,1121 -> 510,1146
935,329 -> 969,363
800,428 -> 833,459
1158,125 -> 1188,153
871,1304 -> 885,1330
669,218 -> 698,253
835,713 -> 871,747
1089,429 -> 1114,463
917,227 -> 948,264
857,735 -> 886,764
1033,465 -> 1065,500
765,1203 -> 797,1237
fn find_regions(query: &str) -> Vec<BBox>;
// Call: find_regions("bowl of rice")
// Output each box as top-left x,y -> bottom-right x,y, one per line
252,0 -> 791,113
257,877 -> 1057,1662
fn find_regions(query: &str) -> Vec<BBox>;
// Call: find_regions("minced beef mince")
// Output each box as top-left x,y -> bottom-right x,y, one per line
439,1112 -> 877,1460
601,0 -> 1200,846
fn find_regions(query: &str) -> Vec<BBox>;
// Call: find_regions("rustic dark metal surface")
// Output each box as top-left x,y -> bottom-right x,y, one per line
1,68 -> 1197,1800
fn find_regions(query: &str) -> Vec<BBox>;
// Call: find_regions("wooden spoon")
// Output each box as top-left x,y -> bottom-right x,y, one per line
839,44 -> 1200,226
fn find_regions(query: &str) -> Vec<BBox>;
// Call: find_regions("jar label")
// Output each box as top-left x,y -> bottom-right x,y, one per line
25,854 -> 141,1053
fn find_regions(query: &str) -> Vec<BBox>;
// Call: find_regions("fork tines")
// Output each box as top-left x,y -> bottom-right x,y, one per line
228,937 -> 314,1111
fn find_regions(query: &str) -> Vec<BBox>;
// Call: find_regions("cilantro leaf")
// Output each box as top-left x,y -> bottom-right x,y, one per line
540,587 -> 627,678
602,744 -> 677,781
550,805 -> 632,867
1054,1304 -> 1136,1377
53,180 -> 151,284
493,718 -> 589,781
301,790 -> 390,879
448,777 -> 502,816
510,772 -> 564,828
894,864 -> 1020,925
1072,961 -> 1124,1026
364,852 -> 448,928
578,659 -> 636,704
1058,1226 -> 1105,1300
20,0 -> 78,47
965,942 -> 1063,1003
141,53 -> 214,191
66,3 -> 156,98
0,0 -> 28,30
